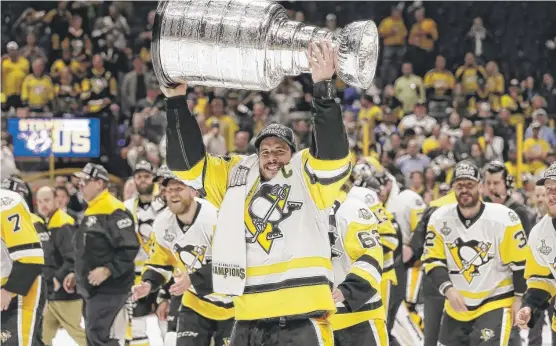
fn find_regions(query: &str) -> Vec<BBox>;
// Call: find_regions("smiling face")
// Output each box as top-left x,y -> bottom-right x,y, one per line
453,179 -> 481,208
166,179 -> 196,215
258,137 -> 292,181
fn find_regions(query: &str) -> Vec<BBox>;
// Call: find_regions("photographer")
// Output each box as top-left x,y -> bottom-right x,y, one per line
202,119 -> 227,155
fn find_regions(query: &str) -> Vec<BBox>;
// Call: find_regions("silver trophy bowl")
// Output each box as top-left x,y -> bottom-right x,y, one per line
152,0 -> 379,91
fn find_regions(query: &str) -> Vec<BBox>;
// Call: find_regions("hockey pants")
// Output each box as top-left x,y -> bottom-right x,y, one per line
176,306 -> 234,346
334,319 -> 389,346
230,317 -> 333,346
438,307 -> 521,346
0,277 -> 43,346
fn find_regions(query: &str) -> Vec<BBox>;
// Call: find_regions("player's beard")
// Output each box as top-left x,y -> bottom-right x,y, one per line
137,183 -> 154,196
169,196 -> 193,215
456,190 -> 480,209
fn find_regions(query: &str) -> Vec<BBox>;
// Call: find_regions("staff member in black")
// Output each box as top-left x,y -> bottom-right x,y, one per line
73,163 -> 140,346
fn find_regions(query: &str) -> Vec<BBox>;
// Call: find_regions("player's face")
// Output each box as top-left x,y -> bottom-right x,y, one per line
453,179 -> 481,208
134,171 -> 154,195
258,137 -> 292,181
484,171 -> 507,201
37,192 -> 57,218
166,180 -> 194,215
534,186 -> 547,214
545,180 -> 556,217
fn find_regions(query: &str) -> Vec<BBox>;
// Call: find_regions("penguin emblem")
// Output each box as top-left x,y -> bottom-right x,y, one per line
447,238 -> 494,284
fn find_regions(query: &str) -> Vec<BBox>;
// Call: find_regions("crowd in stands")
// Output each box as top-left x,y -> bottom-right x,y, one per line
1,1 -> 555,212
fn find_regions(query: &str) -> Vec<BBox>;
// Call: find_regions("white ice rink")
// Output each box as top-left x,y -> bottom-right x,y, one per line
52,315 -> 554,346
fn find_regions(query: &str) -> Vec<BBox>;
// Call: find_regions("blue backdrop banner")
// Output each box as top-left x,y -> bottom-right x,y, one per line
7,118 -> 101,157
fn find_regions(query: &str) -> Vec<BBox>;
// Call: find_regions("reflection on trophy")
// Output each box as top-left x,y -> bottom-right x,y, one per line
152,0 -> 379,91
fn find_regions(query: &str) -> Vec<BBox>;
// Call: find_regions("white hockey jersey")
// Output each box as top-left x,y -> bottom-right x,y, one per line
124,195 -> 166,274
145,198 -> 234,320
387,189 -> 425,244
524,215 -> 556,298
422,202 -> 528,321
328,195 -> 384,330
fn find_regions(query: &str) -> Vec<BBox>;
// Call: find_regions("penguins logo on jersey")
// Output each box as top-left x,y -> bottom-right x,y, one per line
447,238 -> 494,283
245,184 -> 302,253
480,328 -> 494,341
0,330 -> 11,343
173,244 -> 207,272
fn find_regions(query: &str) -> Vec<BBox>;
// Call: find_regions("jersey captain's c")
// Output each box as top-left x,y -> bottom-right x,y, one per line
422,202 -> 528,321
143,198 -> 234,321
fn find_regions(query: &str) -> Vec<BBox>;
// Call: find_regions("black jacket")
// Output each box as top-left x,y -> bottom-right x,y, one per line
74,190 -> 139,298
44,209 -> 80,301
503,197 -> 535,236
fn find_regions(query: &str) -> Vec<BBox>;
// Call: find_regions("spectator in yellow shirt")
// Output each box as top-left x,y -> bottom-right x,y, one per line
1,42 -> 30,110
480,61 -> 504,112
21,58 -> 54,113
408,7 -> 438,76
455,52 -> 486,97
358,94 -> 383,123
204,97 -> 238,153
523,122 -> 550,173
424,55 -> 455,100
378,7 -> 408,85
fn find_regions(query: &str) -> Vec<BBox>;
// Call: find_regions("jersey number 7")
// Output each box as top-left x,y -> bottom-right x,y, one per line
7,214 -> 21,233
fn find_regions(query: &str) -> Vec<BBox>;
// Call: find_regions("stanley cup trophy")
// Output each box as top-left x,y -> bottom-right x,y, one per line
152,0 -> 379,91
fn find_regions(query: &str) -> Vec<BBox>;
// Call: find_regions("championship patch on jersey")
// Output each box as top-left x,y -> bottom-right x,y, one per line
439,221 -> 452,236
538,239 -> 552,256
163,229 -> 175,242
229,166 -> 250,188
446,238 -> 494,284
364,193 -> 375,206
117,218 -> 133,229
357,231 -> 378,249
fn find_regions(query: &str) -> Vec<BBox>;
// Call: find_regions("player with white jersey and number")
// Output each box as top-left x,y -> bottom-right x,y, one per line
328,187 -> 387,345
124,160 -> 167,346
132,173 -> 234,346
422,161 -> 526,346
516,162 -> 556,346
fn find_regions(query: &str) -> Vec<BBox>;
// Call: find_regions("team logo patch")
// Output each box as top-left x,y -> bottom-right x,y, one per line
0,330 -> 11,343
357,231 -> 378,249
85,216 -> 97,227
446,238 -> 494,284
358,208 -> 373,220
116,218 -> 133,229
480,328 -> 494,341
440,221 -> 452,236
245,184 -> 302,253
508,211 -> 520,223
174,244 -> 207,272
538,239 -> 552,256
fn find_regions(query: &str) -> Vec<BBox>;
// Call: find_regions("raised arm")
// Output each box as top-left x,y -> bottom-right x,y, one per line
161,84 -> 242,207
302,41 -> 352,209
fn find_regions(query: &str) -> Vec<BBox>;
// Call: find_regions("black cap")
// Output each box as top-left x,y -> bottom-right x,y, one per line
537,162 -> 556,186
1,177 -> 29,195
254,123 -> 296,153
451,161 -> 481,185
74,163 -> 109,181
134,160 -> 154,174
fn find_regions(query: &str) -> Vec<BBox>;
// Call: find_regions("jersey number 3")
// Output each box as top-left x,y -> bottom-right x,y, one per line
513,230 -> 527,248
7,214 -> 21,233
